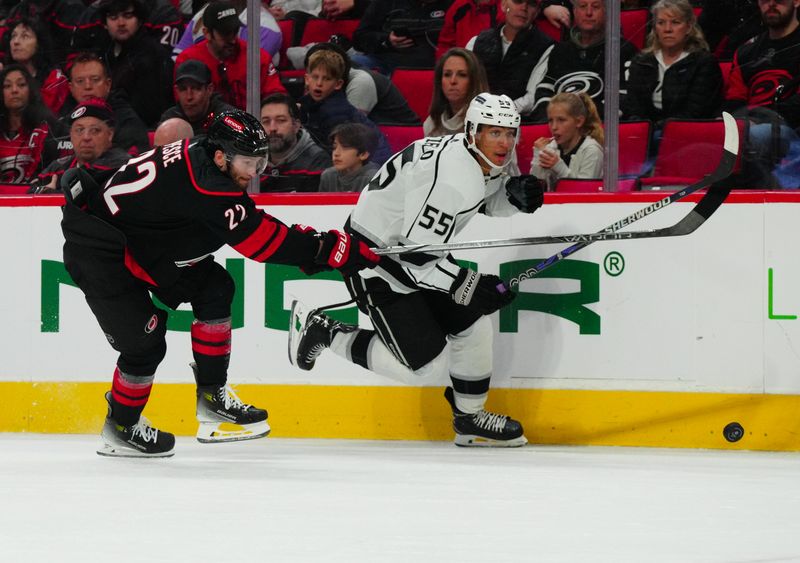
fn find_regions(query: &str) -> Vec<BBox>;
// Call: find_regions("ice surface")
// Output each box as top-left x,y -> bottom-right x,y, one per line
1,434 -> 799,563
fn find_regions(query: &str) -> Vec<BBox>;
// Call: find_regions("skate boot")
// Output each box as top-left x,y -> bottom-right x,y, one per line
97,392 -> 175,458
288,300 -> 353,371
444,387 -> 528,447
192,364 -> 270,443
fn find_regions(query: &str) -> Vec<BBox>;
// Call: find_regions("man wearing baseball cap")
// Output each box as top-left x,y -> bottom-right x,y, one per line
159,59 -> 234,135
175,0 -> 285,111
34,98 -> 130,192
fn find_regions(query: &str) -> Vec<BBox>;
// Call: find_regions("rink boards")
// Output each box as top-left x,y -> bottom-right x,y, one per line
2,191 -> 800,450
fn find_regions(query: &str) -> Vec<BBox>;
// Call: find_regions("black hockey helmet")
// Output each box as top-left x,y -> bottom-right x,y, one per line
206,109 -> 269,160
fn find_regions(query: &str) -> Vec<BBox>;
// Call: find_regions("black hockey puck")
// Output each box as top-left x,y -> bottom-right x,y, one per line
723,422 -> 744,443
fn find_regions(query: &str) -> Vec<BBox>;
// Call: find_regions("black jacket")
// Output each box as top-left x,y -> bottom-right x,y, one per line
473,24 -> 554,102
353,0 -> 451,70
622,50 -> 724,123
159,94 -> 235,135
531,30 -> 638,120
104,29 -> 175,128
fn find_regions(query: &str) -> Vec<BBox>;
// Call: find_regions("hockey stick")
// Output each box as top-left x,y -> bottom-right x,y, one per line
372,112 -> 739,285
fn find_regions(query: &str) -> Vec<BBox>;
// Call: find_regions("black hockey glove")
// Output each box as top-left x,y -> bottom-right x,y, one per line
506,175 -> 545,213
314,229 -> 380,276
450,268 -> 516,315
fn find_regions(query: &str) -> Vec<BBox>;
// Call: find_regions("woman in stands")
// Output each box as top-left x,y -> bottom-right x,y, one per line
0,64 -> 51,184
531,91 -> 604,190
1,18 -> 69,115
424,47 -> 489,137
621,0 -> 723,125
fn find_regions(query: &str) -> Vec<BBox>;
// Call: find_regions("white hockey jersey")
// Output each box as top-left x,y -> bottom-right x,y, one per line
348,133 -> 519,295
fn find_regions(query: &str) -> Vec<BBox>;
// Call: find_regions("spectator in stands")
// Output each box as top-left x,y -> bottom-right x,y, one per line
531,91 -> 604,190
724,0 -> 800,189
622,0 -> 723,125
45,52 -> 150,165
160,60 -> 234,135
468,0 -> 555,118
529,0 -> 638,120
540,0 -> 572,31
172,0 -> 283,67
352,0 -> 451,74
99,0 -> 175,128
321,0 -> 373,19
1,18 -> 69,115
175,1 -> 286,111
2,0 -> 87,64
299,49 -> 392,163
304,42 -> 420,125
435,0 -> 504,60
268,0 -> 322,20
319,122 -> 380,192
259,92 -> 331,192
152,117 -> 194,145
0,65 -> 51,183
698,0 -> 763,60
34,98 -> 130,192
424,47 -> 489,136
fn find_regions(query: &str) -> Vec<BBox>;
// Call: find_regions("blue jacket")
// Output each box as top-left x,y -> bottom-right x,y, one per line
299,90 -> 392,165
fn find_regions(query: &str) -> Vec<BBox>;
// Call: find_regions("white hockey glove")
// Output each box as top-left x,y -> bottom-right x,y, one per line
506,175 -> 545,213
450,269 -> 516,315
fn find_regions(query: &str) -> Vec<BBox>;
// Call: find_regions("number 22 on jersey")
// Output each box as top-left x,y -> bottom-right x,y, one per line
103,150 -> 157,215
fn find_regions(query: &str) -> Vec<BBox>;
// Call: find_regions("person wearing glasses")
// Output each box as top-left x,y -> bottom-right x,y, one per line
33,98 -> 130,192
466,0 -> 555,119
175,0 -> 285,111
45,51 -> 150,166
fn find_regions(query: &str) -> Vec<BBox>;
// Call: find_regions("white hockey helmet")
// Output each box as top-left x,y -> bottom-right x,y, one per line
464,92 -> 520,175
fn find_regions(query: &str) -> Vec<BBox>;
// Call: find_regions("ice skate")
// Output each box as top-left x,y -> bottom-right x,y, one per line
97,392 -> 175,458
444,387 -> 528,447
192,364 -> 270,443
288,300 -> 352,371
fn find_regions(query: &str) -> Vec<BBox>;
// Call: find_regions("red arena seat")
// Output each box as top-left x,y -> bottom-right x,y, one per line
618,120 -> 652,177
390,68 -> 434,124
621,8 -> 649,50
639,118 -> 743,190
277,19 -> 295,69
379,124 -> 424,154
515,123 -> 551,175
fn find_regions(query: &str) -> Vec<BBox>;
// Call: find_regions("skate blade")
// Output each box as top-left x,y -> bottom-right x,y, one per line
453,434 -> 528,448
196,420 -> 271,443
96,443 -> 175,458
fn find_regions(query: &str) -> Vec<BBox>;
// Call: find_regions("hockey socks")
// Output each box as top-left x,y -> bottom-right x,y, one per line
191,318 -> 231,387
110,367 -> 154,426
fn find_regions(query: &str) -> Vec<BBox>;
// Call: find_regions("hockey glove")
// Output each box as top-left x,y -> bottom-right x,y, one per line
292,224 -> 329,275
506,175 -> 545,213
314,229 -> 380,276
450,268 -> 516,315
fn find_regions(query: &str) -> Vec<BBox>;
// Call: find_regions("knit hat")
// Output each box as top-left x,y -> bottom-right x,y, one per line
70,97 -> 115,127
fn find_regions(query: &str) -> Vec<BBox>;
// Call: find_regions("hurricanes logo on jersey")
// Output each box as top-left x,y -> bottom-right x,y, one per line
144,314 -> 159,334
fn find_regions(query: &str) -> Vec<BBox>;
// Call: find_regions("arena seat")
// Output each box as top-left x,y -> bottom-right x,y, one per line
299,19 -> 337,46
277,19 -> 295,69
554,178 -> 638,193
330,19 -> 361,40
621,8 -> 649,50
0,184 -> 33,195
639,118 -> 743,190
390,68 -> 434,124
379,124 -> 424,154
535,18 -> 563,42
618,120 -> 652,177
515,123 -> 551,175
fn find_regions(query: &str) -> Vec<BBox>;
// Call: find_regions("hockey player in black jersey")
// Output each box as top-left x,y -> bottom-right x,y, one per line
61,109 -> 379,457
289,93 -> 545,447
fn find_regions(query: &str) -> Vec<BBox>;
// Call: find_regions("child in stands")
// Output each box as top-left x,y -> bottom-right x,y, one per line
531,92 -> 604,190
318,122 -> 379,192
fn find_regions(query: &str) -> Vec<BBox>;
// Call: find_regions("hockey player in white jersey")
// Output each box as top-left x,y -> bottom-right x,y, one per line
289,93 -> 545,447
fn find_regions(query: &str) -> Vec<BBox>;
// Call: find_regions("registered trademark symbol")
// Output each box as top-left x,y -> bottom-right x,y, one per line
604,251 -> 625,276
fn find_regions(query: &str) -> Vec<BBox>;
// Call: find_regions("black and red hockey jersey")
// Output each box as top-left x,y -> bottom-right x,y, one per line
74,138 -> 319,287
0,123 -> 48,183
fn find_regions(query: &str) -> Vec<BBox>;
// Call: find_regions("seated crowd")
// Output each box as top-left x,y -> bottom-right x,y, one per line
0,0 -> 798,192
